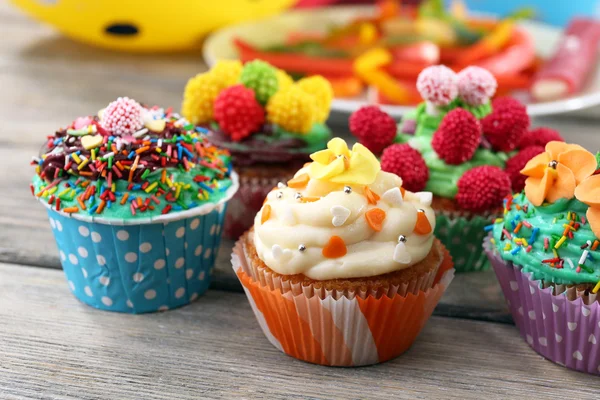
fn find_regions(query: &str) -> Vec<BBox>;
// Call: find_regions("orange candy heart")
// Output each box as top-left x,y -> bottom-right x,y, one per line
322,235 -> 347,258
365,208 -> 386,232
364,186 -> 380,205
413,210 -> 432,235
261,204 -> 271,224
288,173 -> 310,189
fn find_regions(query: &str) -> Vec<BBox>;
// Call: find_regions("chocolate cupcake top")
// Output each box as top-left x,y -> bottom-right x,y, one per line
181,60 -> 332,167
491,141 -> 600,285
253,138 -> 436,280
31,97 -> 236,223
357,65 -> 563,214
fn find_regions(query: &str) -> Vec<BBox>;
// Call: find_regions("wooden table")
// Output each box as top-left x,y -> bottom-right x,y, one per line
1,4 -> 599,398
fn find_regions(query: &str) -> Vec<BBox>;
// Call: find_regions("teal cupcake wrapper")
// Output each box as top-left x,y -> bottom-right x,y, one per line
435,211 -> 497,273
47,205 -> 228,313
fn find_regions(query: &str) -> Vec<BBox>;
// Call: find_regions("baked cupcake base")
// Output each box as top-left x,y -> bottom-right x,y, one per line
232,231 -> 455,366
484,237 -> 600,375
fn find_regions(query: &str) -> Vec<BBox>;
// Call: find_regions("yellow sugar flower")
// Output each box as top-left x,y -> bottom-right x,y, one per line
309,138 -> 380,185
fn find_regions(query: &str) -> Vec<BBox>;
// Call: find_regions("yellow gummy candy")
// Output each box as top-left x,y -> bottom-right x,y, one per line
181,60 -> 242,124
297,76 -> 333,123
276,69 -> 294,90
211,60 -> 243,86
267,85 -> 316,134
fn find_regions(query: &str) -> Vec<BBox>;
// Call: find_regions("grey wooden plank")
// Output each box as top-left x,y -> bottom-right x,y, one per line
0,262 -> 599,400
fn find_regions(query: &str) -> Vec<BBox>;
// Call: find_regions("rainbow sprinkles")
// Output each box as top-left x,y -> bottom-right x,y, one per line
31,97 -> 236,223
491,141 -> 600,291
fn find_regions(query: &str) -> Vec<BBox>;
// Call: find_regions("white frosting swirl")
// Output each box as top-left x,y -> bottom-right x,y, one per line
253,167 -> 436,280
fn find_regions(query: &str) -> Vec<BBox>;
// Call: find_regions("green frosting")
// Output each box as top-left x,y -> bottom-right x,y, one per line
492,194 -> 600,285
396,102 -> 510,199
33,161 -> 233,221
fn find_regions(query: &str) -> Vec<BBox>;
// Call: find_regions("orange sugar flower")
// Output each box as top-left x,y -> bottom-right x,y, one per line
575,174 -> 600,238
520,141 -> 597,206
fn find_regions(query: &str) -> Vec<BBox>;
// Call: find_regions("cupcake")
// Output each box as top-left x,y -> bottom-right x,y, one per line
351,65 -> 562,273
231,138 -> 455,366
31,97 -> 239,313
485,141 -> 600,375
182,60 -> 332,239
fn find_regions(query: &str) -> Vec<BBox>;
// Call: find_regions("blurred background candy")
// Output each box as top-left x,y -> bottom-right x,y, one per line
9,0 -> 296,52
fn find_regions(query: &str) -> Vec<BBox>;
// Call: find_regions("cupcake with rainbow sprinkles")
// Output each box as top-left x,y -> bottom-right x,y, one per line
485,141 -> 600,375
232,138 -> 454,366
31,97 -> 238,313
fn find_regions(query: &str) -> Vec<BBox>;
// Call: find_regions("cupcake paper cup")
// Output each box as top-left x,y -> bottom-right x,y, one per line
435,209 -> 498,273
232,238 -> 455,366
484,237 -> 600,375
40,173 -> 239,314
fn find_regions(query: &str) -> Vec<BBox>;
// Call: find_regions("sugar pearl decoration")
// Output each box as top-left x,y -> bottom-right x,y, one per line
343,186 -> 352,194
277,182 -> 287,189
298,244 -> 306,252
294,192 -> 303,200
101,97 -> 144,136
276,191 -> 283,199
398,235 -> 407,243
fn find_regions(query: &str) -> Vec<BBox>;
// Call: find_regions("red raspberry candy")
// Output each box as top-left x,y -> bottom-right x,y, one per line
101,97 -> 144,135
381,144 -> 429,192
517,127 -> 564,150
456,166 -> 511,213
349,106 -> 397,154
431,108 -> 481,165
505,146 -> 545,192
481,96 -> 529,152
214,84 -> 265,142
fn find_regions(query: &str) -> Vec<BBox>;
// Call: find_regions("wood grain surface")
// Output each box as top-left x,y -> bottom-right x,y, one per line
1,2 -> 600,322
2,3 -> 600,398
1,262 -> 599,400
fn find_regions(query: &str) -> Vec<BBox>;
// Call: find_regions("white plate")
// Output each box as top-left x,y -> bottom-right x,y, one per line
203,5 -> 600,118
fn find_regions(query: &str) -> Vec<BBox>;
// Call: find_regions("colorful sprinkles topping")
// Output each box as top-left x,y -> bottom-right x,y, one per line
494,192 -> 600,286
32,99 -> 233,219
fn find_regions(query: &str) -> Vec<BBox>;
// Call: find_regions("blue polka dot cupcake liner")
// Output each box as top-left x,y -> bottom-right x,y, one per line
41,174 -> 238,314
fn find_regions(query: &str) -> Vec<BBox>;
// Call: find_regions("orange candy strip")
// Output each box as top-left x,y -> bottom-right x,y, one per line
414,210 -> 432,235
364,186 -> 380,205
261,204 -> 272,224
300,196 -> 320,203
322,236 -> 347,258
288,173 -> 310,189
365,208 -> 386,232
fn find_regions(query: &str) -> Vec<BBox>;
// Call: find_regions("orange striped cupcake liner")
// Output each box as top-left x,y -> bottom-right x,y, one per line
231,239 -> 455,366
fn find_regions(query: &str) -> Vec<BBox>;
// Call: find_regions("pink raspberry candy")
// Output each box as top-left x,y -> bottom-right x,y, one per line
101,97 -> 144,136
457,66 -> 497,106
416,65 -> 458,106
